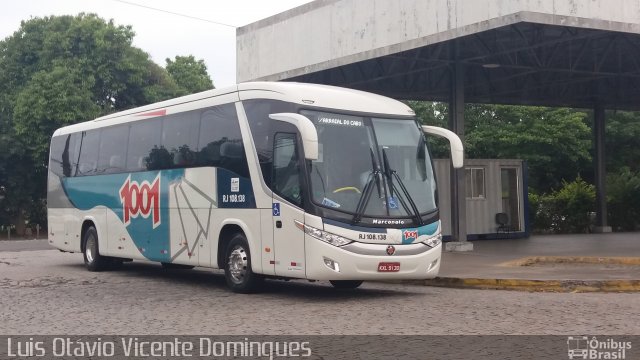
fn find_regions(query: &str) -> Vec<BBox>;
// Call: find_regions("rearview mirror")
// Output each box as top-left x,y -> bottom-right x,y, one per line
421,125 -> 464,168
269,113 -> 319,160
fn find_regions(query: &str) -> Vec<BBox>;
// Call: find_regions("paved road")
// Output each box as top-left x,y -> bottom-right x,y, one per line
437,233 -> 640,280
0,248 -> 638,335
0,239 -> 50,252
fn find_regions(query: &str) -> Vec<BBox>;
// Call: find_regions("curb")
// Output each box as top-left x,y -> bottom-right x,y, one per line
499,256 -> 640,267
410,277 -> 640,293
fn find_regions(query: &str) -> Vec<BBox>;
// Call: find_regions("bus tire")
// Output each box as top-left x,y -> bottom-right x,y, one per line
83,226 -> 108,272
330,280 -> 363,289
224,233 -> 263,293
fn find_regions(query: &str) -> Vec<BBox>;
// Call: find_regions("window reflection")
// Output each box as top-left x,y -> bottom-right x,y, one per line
50,104 -> 250,178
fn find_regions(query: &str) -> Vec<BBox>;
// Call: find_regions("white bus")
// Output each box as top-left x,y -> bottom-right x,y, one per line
47,82 -> 463,292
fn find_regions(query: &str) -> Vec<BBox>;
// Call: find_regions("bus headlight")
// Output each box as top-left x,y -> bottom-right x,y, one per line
423,233 -> 442,248
294,220 -> 352,247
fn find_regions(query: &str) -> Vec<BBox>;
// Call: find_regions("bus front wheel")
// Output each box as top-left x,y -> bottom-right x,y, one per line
330,280 -> 363,289
83,226 -> 108,272
224,234 -> 263,293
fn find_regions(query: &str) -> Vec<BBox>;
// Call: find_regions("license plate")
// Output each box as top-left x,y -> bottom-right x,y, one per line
377,262 -> 400,272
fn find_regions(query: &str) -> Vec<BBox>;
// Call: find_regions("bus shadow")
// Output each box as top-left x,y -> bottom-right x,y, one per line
258,280 -> 425,300
60,261 -> 228,289
61,261 -> 425,299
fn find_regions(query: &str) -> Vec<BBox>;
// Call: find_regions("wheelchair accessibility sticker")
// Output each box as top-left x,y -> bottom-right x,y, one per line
272,203 -> 280,216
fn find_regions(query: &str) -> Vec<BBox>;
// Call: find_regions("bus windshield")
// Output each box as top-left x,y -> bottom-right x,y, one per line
302,110 -> 437,219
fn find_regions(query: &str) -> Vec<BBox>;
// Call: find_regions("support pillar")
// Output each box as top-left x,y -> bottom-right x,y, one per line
445,60 -> 472,252
593,104 -> 612,233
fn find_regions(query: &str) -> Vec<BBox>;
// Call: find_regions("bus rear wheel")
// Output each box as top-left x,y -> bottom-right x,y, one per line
330,280 -> 363,289
83,226 -> 108,272
224,234 -> 263,293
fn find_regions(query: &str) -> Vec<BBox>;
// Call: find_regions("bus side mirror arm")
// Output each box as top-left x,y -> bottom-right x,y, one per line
421,125 -> 464,168
269,113 -> 319,160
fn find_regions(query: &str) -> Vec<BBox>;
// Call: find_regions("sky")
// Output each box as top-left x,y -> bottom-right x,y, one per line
0,0 -> 313,87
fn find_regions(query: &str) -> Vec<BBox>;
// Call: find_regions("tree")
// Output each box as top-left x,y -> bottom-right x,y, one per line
0,14 -> 213,234
409,101 -> 592,193
0,131 -> 42,236
604,110 -> 640,173
13,65 -> 102,162
464,106 -> 592,192
407,100 -> 450,158
607,167 -> 640,231
166,55 -> 214,94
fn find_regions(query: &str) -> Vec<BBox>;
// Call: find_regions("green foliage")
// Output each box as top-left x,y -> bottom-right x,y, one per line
605,111 -> 640,173
530,178 -> 595,234
408,100 -> 448,127
527,192 -> 550,233
0,131 -> 43,234
13,65 -> 102,162
607,168 -> 640,231
408,102 -> 593,193
464,105 -> 592,192
407,100 -> 450,158
166,55 -> 215,94
410,100 -> 640,234
0,14 -> 214,234
554,177 -> 596,233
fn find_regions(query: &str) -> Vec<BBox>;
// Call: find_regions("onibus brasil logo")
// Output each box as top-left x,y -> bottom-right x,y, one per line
567,336 -> 632,359
119,174 -> 161,228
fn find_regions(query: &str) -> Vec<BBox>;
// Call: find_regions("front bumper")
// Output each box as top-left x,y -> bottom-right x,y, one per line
304,235 -> 441,281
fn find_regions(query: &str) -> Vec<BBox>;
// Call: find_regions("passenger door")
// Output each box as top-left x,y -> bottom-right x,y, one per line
271,133 -> 306,278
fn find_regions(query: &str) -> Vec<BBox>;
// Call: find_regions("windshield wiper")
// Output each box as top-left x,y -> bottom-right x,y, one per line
370,147 -> 383,199
352,148 -> 383,224
382,148 -> 423,225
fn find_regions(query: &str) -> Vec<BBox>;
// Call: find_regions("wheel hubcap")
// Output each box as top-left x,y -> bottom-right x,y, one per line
86,238 -> 95,263
228,246 -> 248,284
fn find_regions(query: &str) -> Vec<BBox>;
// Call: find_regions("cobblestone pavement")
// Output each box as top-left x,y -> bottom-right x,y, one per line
0,249 -> 638,335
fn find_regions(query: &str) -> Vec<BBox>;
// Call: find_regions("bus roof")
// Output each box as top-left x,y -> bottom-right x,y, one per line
53,82 -> 415,137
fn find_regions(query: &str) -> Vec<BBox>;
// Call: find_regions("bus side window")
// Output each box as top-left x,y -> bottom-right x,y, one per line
243,99 -> 298,188
76,130 -> 100,176
272,133 -> 302,206
50,134 -> 76,177
126,119 -> 162,172
162,112 -> 198,168
97,125 -> 128,174
198,104 -> 250,178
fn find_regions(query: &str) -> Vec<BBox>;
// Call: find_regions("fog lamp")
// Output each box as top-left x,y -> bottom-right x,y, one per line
323,257 -> 340,272
427,258 -> 439,272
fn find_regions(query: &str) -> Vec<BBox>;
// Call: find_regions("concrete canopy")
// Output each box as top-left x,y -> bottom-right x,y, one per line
237,0 -> 640,110
237,0 -> 640,242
